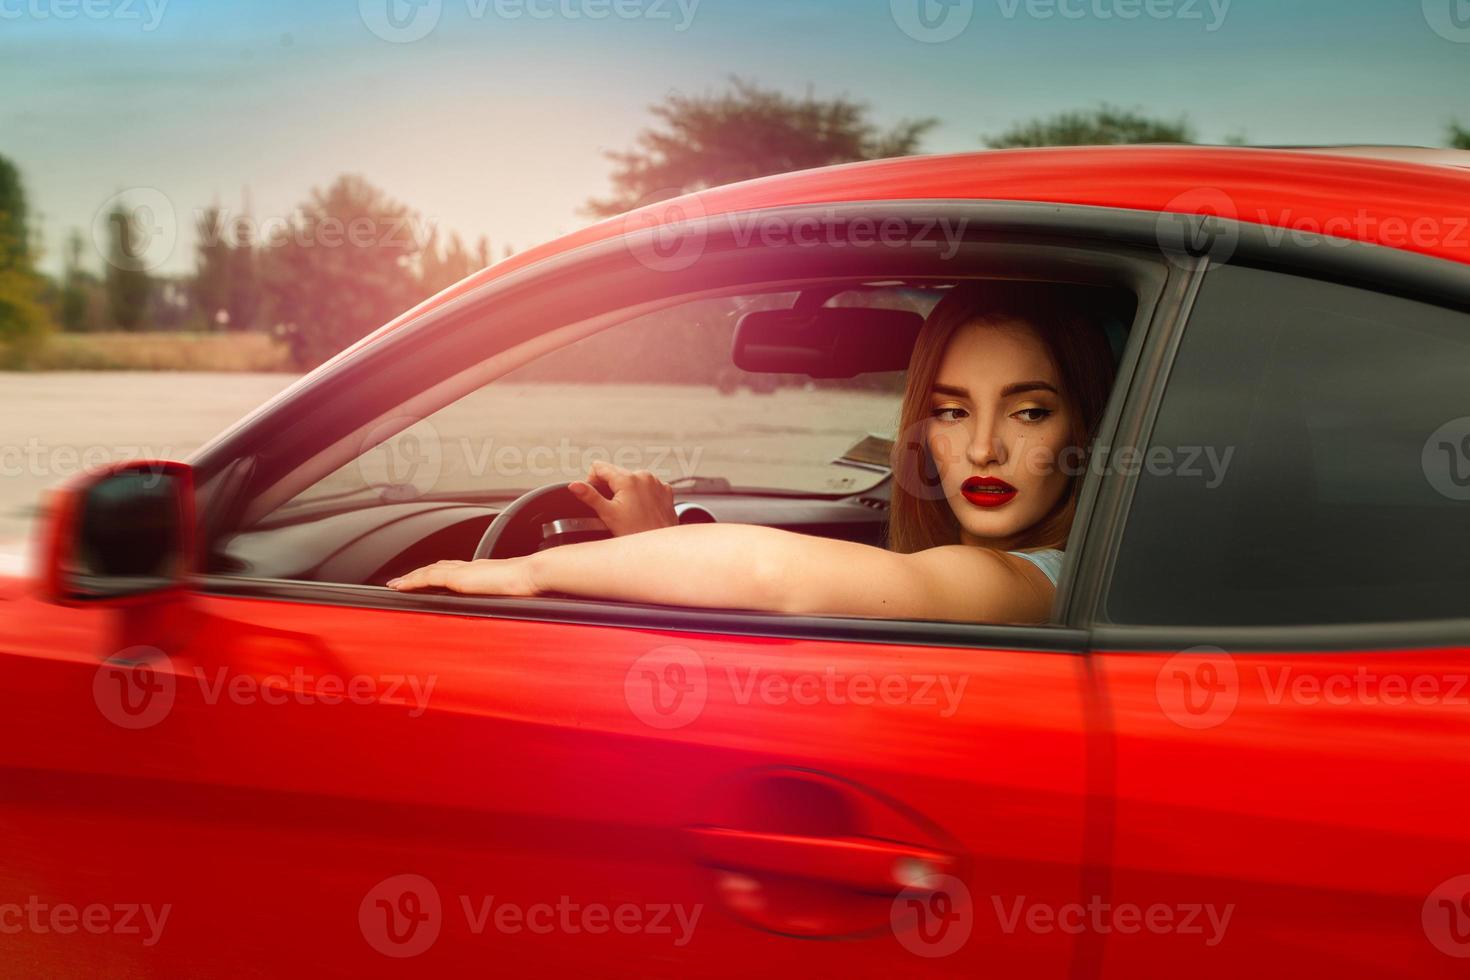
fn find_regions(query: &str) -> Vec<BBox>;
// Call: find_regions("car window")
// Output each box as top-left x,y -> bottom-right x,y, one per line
1106,263 -> 1470,628
273,287 -> 934,516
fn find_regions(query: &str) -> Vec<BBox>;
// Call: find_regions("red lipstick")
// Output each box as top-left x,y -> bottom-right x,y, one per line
961,476 -> 1018,508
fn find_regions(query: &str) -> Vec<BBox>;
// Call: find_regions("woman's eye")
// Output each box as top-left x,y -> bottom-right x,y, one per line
931,407 -> 967,423
1014,407 -> 1054,423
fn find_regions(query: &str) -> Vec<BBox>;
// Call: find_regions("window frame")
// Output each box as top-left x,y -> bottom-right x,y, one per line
192,201 -> 1181,650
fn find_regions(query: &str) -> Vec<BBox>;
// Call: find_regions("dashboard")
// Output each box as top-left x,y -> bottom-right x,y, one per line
216,482 -> 893,586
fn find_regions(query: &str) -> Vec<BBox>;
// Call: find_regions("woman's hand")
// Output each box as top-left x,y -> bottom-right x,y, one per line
387,558 -> 538,597
567,461 -> 679,536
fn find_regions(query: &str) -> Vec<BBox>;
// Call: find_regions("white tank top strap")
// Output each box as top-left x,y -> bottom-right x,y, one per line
1006,548 -> 1065,588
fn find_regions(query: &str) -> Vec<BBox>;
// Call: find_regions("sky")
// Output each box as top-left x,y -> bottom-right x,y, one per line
2,0 -> 1468,276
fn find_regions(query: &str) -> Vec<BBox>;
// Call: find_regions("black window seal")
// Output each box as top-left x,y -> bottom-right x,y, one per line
1091,621 -> 1470,655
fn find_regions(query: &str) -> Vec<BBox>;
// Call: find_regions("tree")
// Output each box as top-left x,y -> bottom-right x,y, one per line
261,175 -> 424,369
984,105 -> 1194,148
59,229 -> 104,332
1451,123 -> 1470,150
418,229 -> 491,296
586,78 -> 936,217
193,205 -> 230,328
104,202 -> 153,330
0,154 -> 51,350
226,213 -> 260,331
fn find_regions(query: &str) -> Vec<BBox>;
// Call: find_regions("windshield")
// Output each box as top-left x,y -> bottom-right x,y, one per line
272,285 -> 940,519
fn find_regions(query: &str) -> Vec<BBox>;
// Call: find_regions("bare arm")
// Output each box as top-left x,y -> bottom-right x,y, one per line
388,522 -> 1055,624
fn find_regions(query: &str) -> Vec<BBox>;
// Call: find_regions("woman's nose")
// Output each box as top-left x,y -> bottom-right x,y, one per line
966,417 -> 1006,468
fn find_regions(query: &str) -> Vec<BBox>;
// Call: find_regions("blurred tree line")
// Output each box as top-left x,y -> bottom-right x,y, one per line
21,174 -> 499,370
4,86 -> 1469,373
0,156 -> 52,364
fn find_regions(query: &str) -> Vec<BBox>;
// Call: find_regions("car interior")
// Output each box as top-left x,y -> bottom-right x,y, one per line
205,236 -> 1155,618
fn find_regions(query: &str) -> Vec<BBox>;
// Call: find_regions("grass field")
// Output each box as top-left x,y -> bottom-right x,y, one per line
7,332 -> 294,372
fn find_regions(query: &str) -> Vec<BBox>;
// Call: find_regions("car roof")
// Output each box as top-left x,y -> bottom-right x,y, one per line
1273,145 -> 1470,170
338,145 -> 1470,365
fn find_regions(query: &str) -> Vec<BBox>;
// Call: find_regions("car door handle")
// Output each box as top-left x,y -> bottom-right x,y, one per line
688,768 -> 967,938
687,826 -> 958,893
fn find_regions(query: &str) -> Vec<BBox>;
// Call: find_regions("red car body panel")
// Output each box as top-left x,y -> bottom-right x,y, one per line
2,146 -> 1469,975
1095,647 -> 1470,978
0,590 -> 1092,975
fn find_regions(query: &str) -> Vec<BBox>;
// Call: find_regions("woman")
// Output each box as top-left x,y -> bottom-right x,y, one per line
388,281 -> 1119,625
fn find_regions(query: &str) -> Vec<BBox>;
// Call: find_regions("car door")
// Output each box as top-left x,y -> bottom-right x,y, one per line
0,525 -> 1095,978
1085,260 -> 1470,978
0,214 -> 1140,976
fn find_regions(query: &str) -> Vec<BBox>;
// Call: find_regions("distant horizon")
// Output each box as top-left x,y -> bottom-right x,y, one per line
5,0 -> 1467,277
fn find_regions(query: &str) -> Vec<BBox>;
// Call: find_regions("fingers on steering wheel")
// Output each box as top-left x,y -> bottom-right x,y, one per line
571,478 -> 614,518
588,460 -> 632,494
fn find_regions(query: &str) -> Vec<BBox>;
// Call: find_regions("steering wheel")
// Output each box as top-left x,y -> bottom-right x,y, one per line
472,482 -> 609,560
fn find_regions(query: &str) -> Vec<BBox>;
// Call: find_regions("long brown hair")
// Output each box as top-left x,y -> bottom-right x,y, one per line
887,280 -> 1123,554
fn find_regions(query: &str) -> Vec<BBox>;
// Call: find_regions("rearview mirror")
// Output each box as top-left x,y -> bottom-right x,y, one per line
40,460 -> 195,604
732,307 -> 923,379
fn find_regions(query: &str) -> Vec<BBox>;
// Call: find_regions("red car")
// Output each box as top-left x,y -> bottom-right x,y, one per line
3,145 -> 1470,977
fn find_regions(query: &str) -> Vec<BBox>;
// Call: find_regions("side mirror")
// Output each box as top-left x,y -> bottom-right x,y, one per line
39,460 -> 195,604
